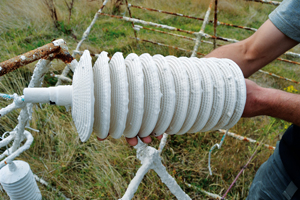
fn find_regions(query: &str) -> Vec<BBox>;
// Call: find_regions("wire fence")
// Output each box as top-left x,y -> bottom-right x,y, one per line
118,0 -> 300,83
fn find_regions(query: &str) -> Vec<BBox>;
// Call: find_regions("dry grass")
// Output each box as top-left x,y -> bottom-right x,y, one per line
0,0 -> 299,199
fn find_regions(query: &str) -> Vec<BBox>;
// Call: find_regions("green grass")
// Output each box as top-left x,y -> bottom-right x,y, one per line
1,0 -> 299,199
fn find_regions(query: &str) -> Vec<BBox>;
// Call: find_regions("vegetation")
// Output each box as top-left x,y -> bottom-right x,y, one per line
0,0 -> 299,199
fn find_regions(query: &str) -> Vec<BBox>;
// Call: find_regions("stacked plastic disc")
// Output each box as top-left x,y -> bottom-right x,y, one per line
93,52 -> 246,140
0,160 -> 42,200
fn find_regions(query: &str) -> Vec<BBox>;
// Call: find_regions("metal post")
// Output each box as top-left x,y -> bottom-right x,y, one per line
213,0 -> 218,49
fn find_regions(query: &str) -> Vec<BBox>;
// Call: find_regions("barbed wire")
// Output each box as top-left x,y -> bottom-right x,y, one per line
129,4 -> 257,32
246,0 -> 281,6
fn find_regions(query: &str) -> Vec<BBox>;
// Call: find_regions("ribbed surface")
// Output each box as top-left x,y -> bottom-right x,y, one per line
90,52 -> 246,140
211,58 -> 237,130
200,58 -> 225,132
93,51 -> 111,139
152,55 -> 176,136
177,57 -> 201,135
222,59 -> 246,130
165,56 -> 190,135
124,53 -> 144,138
188,58 -> 213,133
139,53 -> 161,137
72,50 -> 94,142
0,161 -> 41,200
109,52 -> 129,139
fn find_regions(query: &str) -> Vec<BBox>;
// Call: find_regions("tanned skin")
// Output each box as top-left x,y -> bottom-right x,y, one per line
206,20 -> 300,126
240,79 -> 300,126
206,20 -> 298,78
99,20 -> 299,146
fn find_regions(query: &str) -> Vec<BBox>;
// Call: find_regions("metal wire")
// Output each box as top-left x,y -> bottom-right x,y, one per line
246,0 -> 280,6
130,4 -> 257,32
132,37 -> 205,56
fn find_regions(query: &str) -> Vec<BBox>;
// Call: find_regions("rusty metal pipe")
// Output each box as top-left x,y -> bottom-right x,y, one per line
213,0 -> 218,49
0,39 -> 74,77
125,0 -> 138,40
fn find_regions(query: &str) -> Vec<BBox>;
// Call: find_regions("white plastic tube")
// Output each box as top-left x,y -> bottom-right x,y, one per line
24,86 -> 72,106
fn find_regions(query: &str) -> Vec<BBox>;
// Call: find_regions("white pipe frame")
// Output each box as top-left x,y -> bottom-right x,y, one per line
120,137 -> 191,200
56,0 -> 110,86
0,40 -> 68,166
0,131 -> 33,169
191,0 -> 214,57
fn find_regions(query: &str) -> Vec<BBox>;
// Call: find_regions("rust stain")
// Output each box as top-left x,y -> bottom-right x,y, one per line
125,0 -> 138,39
0,41 -> 74,76
269,146 -> 275,150
213,0 -> 218,49
259,70 -> 300,85
277,57 -> 300,66
0,42 -> 59,76
55,48 -> 74,64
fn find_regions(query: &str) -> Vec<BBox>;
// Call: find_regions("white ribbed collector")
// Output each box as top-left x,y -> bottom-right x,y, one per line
0,161 -> 42,200
23,50 -> 246,143
92,52 -> 246,140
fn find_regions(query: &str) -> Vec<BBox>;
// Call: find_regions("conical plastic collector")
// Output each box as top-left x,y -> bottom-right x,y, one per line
0,160 -> 42,200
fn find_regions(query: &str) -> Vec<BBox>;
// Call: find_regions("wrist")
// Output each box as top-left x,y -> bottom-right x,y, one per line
251,85 -> 271,116
257,87 -> 286,117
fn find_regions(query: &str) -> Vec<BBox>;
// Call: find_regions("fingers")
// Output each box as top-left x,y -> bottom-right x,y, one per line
141,136 -> 152,144
98,133 -> 164,146
125,134 -> 164,146
126,137 -> 138,146
156,134 -> 163,140
97,133 -> 109,141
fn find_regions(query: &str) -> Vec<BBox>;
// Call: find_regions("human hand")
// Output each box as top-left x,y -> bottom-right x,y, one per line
97,134 -> 164,146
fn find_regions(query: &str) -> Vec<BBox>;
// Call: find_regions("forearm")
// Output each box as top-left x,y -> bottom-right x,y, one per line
250,86 -> 300,126
205,42 -> 258,77
206,20 -> 298,78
